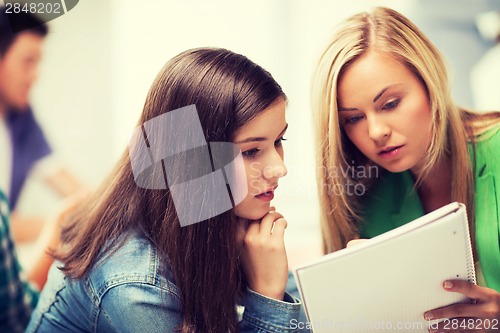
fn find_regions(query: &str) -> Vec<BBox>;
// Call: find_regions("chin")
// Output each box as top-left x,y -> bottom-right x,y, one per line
384,166 -> 407,173
377,162 -> 411,174
11,100 -> 29,111
235,205 -> 270,221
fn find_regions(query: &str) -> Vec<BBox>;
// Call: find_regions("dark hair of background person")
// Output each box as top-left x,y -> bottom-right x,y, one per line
0,6 -> 48,57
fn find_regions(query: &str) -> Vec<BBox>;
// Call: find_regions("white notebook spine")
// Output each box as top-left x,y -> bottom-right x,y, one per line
462,206 -> 477,284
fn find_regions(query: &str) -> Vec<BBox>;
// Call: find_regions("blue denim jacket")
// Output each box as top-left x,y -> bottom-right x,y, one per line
26,231 -> 303,332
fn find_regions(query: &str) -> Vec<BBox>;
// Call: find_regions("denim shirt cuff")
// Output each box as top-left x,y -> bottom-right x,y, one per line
242,287 -> 302,332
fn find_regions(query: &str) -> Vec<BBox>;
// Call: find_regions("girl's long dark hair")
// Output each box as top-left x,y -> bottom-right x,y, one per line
54,48 -> 285,332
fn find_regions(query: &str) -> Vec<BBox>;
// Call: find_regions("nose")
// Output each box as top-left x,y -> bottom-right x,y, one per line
367,114 -> 391,145
263,151 -> 287,181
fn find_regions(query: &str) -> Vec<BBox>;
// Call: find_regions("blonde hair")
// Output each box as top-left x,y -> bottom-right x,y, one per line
312,7 -> 492,253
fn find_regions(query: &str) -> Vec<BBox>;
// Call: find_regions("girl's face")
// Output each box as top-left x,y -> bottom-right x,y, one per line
337,51 -> 432,175
233,98 -> 288,220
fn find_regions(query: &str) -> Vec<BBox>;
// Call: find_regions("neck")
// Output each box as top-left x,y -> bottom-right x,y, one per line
412,158 -> 452,212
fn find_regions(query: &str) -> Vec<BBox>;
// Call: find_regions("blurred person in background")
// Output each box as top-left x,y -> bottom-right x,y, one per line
0,7 -> 85,244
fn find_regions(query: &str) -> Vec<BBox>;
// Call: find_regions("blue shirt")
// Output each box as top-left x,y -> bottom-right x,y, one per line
27,231 -> 303,332
6,107 -> 51,210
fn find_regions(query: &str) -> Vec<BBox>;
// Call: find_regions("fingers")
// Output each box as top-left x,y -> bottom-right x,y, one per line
259,211 -> 284,234
244,211 -> 284,234
245,219 -> 261,236
346,239 -> 368,248
243,211 -> 288,248
425,281 -> 500,330
443,280 -> 496,302
271,218 -> 287,237
425,303 -> 487,321
239,213 -> 289,300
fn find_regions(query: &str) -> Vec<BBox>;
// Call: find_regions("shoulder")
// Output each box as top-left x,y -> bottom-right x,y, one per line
7,107 -> 51,156
27,233 -> 183,332
6,107 -> 38,131
87,232 -> 180,304
472,125 -> 500,171
85,232 -> 184,331
475,125 -> 500,146
96,281 -> 183,332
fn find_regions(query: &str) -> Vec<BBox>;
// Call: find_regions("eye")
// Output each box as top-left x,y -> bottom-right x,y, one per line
242,148 -> 260,159
382,99 -> 400,110
274,137 -> 287,147
344,115 -> 363,125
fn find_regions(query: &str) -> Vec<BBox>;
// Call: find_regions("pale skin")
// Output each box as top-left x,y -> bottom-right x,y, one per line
339,50 -> 500,331
233,98 -> 290,301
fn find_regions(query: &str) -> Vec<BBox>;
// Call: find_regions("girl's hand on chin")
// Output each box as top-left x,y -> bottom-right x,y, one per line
240,207 -> 289,301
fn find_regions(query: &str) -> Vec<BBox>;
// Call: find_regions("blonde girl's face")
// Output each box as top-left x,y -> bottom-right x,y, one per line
232,98 -> 288,221
336,51 -> 433,175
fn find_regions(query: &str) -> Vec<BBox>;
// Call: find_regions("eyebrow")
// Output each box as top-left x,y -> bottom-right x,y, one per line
338,107 -> 358,112
234,123 -> 288,144
338,83 -> 403,112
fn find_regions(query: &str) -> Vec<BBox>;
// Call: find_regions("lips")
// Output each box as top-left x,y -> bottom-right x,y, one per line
378,145 -> 404,159
255,191 -> 274,201
378,145 -> 403,155
255,185 -> 278,201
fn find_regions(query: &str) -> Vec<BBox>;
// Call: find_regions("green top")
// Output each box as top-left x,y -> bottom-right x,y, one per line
359,126 -> 500,293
